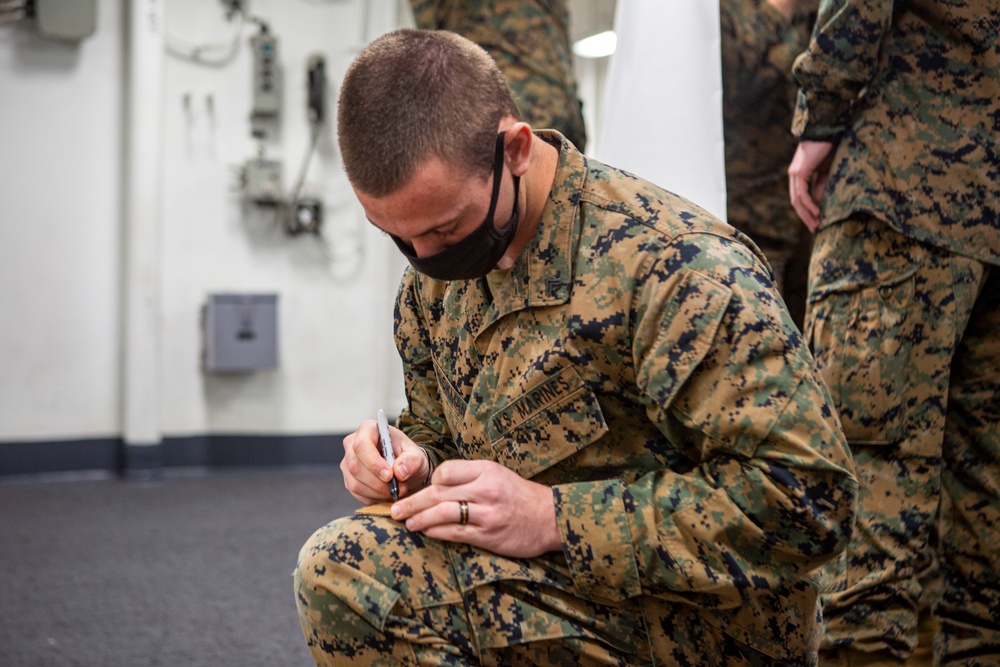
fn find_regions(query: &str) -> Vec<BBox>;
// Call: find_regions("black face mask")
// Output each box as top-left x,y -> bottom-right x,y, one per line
391,132 -> 520,281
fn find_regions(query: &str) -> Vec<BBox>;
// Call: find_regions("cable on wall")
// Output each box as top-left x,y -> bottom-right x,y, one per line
0,0 -> 27,25
164,2 -> 245,66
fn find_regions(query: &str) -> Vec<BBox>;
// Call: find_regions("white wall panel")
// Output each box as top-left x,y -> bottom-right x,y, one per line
0,0 -> 408,445
0,0 -> 125,440
597,0 -> 727,221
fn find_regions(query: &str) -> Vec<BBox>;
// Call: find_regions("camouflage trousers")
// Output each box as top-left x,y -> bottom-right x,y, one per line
294,513 -> 819,666
805,215 -> 1000,665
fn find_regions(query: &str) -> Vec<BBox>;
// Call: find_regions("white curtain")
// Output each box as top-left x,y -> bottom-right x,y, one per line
596,0 -> 727,222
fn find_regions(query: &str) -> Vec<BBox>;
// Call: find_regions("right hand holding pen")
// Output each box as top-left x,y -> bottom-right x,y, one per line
341,419 -> 430,505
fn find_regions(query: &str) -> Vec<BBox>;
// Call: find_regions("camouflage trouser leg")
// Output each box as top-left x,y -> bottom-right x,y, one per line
805,215 -> 1000,664
293,514 -> 652,666
936,262 -> 1000,664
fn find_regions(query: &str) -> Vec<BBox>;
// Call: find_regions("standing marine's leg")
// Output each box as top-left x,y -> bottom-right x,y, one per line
936,265 -> 1000,665
805,215 -> 965,664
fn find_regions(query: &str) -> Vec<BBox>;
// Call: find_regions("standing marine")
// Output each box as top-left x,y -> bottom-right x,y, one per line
789,0 -> 1000,663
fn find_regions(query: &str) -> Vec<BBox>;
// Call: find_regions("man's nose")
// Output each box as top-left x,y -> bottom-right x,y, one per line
408,237 -> 445,258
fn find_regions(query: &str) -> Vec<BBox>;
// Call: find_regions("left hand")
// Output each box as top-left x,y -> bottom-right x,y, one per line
788,139 -> 836,232
390,459 -> 562,559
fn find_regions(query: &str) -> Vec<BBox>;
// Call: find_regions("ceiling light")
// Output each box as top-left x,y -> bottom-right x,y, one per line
572,30 -> 617,58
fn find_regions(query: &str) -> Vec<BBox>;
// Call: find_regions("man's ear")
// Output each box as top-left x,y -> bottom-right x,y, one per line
503,122 -> 533,177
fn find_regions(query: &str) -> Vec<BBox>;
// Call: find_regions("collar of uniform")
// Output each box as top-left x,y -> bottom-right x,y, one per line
476,130 -> 585,335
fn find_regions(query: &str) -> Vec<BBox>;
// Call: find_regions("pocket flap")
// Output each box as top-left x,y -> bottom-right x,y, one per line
487,366 -> 608,480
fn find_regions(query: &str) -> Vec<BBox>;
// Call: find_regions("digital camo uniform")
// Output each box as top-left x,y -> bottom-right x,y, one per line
409,0 -> 587,152
296,132 -> 858,666
719,0 -> 816,329
792,0 -> 1000,663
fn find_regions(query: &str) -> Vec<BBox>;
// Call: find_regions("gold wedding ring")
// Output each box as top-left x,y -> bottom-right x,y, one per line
458,500 -> 469,526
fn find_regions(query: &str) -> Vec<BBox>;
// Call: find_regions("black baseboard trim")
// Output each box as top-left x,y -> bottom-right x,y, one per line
123,442 -> 164,481
0,434 -> 345,480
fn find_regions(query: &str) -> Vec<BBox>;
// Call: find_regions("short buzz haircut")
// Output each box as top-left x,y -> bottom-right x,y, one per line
337,28 -> 522,197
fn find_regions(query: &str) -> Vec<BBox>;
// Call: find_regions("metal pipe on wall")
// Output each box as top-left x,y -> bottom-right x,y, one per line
121,0 -> 165,476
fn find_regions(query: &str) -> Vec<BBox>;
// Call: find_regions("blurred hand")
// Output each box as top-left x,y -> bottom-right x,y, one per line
341,419 -> 430,505
766,0 -> 802,20
390,459 -> 561,559
788,140 -> 836,232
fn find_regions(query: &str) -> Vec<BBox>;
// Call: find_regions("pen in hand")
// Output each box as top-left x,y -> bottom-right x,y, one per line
376,409 -> 399,501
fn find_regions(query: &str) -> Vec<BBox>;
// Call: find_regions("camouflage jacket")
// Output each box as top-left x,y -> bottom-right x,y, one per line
721,0 -> 815,248
792,0 -> 1000,264
393,131 -> 857,661
409,0 -> 587,151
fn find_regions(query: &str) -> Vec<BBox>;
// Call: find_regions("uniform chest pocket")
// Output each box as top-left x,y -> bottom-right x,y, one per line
486,366 -> 608,480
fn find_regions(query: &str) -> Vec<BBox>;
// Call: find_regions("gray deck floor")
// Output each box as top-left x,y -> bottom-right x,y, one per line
0,466 -> 357,666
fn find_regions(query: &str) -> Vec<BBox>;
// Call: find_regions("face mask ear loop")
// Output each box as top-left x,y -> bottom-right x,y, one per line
509,175 -> 520,223
484,131 -> 507,224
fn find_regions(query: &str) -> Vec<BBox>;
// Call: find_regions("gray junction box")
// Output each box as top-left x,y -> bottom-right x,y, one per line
36,0 -> 98,42
203,293 -> 279,373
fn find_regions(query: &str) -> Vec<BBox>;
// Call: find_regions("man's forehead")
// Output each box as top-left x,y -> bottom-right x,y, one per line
356,158 -> 487,233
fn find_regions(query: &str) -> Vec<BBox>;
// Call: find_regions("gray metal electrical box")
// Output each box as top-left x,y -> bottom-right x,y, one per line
203,293 -> 279,373
36,0 -> 97,42
242,157 -> 283,205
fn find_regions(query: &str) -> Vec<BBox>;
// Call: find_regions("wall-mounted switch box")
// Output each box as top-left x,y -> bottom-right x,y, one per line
203,293 -> 278,373
250,29 -> 281,118
36,0 -> 98,42
242,157 -> 283,205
